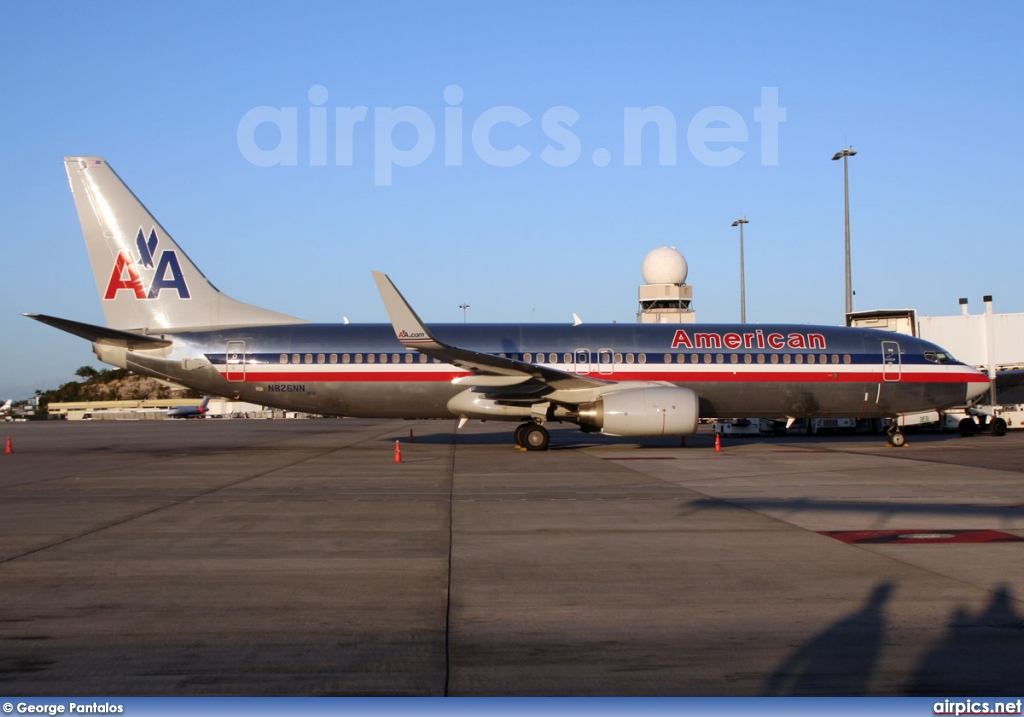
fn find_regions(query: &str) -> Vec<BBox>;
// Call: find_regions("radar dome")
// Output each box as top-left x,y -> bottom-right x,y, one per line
642,246 -> 688,285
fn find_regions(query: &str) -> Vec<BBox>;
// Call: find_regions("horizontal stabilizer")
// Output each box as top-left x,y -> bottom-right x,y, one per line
25,314 -> 173,349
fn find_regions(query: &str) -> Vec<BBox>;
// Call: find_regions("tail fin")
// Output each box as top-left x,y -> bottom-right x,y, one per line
64,157 -> 306,331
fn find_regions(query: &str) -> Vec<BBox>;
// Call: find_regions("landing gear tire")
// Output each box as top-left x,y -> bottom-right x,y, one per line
958,417 -> 977,437
887,430 -> 906,448
517,423 -> 550,451
991,417 -> 1008,437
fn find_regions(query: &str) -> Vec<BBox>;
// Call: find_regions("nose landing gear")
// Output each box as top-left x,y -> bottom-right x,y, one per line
887,423 -> 907,447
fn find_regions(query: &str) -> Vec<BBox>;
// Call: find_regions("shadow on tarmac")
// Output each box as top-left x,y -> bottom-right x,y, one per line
764,582 -> 1024,695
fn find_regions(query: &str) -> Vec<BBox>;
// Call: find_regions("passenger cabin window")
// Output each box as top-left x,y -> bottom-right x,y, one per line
304,354 -> 313,364
292,354 -> 300,364
279,354 -> 288,364
317,354 -> 325,364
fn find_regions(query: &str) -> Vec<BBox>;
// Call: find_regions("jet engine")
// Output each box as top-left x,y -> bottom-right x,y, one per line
577,385 -> 699,437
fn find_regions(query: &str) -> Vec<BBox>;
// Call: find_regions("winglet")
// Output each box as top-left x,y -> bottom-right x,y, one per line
372,271 -> 445,350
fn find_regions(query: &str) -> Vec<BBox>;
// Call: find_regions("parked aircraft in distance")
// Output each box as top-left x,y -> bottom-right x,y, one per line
166,396 -> 209,419
27,157 -> 989,450
0,400 -> 12,417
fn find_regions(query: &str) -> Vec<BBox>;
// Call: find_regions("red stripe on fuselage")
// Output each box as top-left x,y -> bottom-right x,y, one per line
228,368 -> 982,385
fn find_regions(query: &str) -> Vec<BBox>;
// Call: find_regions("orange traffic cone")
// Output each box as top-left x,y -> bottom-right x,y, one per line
714,433 -> 721,453
409,429 -> 415,443
5,436 -> 12,454
394,440 -> 402,463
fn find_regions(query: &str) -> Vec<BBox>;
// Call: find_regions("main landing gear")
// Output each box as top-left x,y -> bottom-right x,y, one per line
515,422 -> 550,451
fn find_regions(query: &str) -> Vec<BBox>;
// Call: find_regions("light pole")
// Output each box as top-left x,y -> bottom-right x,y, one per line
731,217 -> 749,323
459,303 -> 470,323
832,147 -> 857,316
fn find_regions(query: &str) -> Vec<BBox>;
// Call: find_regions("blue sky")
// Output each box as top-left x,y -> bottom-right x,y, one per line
2,1 -> 1022,400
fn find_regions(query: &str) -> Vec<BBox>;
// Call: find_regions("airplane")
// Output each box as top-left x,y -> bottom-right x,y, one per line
0,400 -> 12,416
166,396 -> 210,419
26,156 -> 989,450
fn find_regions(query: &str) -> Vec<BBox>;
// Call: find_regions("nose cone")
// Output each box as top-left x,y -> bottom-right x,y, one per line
966,368 -> 991,403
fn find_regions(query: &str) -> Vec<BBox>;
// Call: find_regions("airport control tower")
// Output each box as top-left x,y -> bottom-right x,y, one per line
637,246 -> 695,323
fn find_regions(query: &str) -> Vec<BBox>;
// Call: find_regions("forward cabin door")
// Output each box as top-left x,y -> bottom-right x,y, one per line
882,340 -> 901,382
226,340 -> 246,382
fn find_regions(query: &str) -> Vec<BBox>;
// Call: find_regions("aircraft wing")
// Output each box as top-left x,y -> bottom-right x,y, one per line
25,314 -> 173,349
372,272 -> 607,390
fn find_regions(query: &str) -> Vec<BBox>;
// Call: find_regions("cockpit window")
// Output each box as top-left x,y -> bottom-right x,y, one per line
924,350 -> 954,364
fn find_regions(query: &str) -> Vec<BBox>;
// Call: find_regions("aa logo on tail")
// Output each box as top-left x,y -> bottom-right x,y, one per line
104,229 -> 190,300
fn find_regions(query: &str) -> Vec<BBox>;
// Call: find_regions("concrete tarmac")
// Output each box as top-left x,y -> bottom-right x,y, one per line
1,418 -> 1023,696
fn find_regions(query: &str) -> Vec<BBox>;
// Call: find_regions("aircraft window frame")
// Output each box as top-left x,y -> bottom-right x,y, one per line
807,354 -> 815,365
279,353 -> 288,364
691,354 -> 699,364
330,354 -> 337,364
614,353 -> 623,363
392,354 -> 400,363
744,354 -> 752,364
770,354 -> 778,364
626,353 -> 635,364
704,354 -> 712,364
564,353 -> 572,364
832,354 -> 840,365
795,354 -> 803,364
342,354 -> 350,364
665,353 -> 672,363
292,354 -> 300,364
844,354 -> 851,364
924,350 -> 953,364
355,354 -> 363,364
782,354 -> 791,364
367,354 -> 375,364
638,354 -> 646,364
405,353 -> 413,363
716,354 -> 724,364
524,352 -> 532,363
317,354 -> 325,364
730,354 -> 739,364
304,354 -> 313,364
419,354 -> 427,363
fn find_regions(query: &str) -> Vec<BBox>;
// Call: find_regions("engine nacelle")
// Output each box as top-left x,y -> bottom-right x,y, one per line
577,386 -> 699,437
